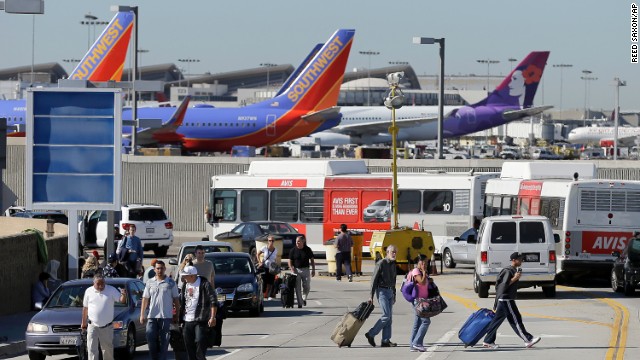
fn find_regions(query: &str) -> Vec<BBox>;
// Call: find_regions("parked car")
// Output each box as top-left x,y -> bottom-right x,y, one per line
214,221 -> 303,262
5,206 -> 26,217
531,148 -> 563,160
611,235 -> 640,295
79,204 -> 173,257
205,252 -> 264,316
11,210 -> 68,225
498,149 -> 520,159
25,278 -> 146,360
441,234 -> 477,269
363,200 -> 391,222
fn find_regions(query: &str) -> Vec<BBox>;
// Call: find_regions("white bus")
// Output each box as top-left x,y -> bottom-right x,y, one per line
484,161 -> 640,278
207,160 -> 498,255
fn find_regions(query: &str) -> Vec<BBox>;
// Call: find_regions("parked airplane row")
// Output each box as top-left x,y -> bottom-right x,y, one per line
0,11 -> 552,152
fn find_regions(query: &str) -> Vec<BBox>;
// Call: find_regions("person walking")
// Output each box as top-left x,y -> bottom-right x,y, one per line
81,274 -> 126,360
365,244 -> 398,347
117,224 -> 143,277
482,252 -> 541,349
258,235 -> 278,300
101,254 -> 122,278
193,245 -> 215,287
409,254 -> 430,352
335,224 -> 353,282
179,265 -> 218,360
140,260 -> 181,360
288,236 -> 316,308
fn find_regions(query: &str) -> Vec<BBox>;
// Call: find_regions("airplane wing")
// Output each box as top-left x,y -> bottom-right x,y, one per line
301,106 -> 341,122
502,105 -> 553,121
329,116 -> 437,135
133,96 -> 191,146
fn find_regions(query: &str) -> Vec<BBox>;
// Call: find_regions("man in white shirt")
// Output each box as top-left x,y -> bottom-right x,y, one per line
81,274 -> 126,360
179,265 -> 217,360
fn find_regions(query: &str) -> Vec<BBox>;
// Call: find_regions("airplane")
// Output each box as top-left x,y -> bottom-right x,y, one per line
567,125 -> 640,147
297,51 -> 551,145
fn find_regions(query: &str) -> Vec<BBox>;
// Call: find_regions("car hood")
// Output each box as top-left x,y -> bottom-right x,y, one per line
31,307 -> 129,325
215,274 -> 256,289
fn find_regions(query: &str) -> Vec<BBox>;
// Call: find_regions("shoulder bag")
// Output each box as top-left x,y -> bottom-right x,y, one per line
414,278 -> 448,318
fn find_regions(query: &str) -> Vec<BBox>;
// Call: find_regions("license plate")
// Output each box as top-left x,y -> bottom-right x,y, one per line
60,336 -> 78,345
524,253 -> 539,262
146,228 -> 154,234
217,294 -> 226,302
579,252 -> 591,259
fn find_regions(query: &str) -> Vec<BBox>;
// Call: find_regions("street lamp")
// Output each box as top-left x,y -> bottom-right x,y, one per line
580,70 -> 598,125
508,57 -> 518,72
80,13 -> 108,50
476,59 -> 500,93
260,63 -> 277,94
178,58 -> 200,88
359,50 -> 380,106
388,61 -> 409,66
413,36 -> 445,160
137,49 -> 149,80
553,63 -> 573,118
612,77 -> 626,160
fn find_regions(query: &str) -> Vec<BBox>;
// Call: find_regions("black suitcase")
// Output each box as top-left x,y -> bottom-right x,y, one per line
351,301 -> 375,321
280,273 -> 297,308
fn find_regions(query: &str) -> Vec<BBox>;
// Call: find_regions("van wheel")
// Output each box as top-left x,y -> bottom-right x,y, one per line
473,271 -> 479,293
154,246 -> 168,257
611,269 -> 623,293
542,285 -> 556,298
477,280 -> 489,298
443,249 -> 456,268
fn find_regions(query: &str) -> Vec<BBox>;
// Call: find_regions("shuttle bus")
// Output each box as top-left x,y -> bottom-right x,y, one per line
484,161 -> 640,278
207,160 -> 497,254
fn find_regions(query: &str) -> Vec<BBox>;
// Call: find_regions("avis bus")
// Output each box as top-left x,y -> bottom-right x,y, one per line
207,160 -> 498,254
484,161 -> 640,278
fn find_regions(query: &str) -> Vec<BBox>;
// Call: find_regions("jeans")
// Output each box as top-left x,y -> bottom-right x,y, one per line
335,251 -> 352,279
410,313 -> 431,347
368,287 -> 394,341
146,318 -> 172,360
183,321 -> 208,360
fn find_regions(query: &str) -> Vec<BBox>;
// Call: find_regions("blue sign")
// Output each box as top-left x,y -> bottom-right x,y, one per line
25,89 -> 122,210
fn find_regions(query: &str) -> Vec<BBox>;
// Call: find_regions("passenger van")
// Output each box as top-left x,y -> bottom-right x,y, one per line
473,215 -> 559,298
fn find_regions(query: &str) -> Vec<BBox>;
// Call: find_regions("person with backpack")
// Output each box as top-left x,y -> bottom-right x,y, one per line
408,254 -> 430,352
335,224 -> 354,282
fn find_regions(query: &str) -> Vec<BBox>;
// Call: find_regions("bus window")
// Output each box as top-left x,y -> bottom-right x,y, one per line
520,222 -> 545,243
300,190 -> 323,223
398,190 -> 420,213
500,196 -> 514,215
484,195 -> 493,217
270,190 -> 298,222
540,198 -> 562,229
213,190 -> 237,222
519,197 -> 530,215
423,191 -> 453,213
491,222 -> 516,244
241,190 -> 268,221
491,196 -> 501,216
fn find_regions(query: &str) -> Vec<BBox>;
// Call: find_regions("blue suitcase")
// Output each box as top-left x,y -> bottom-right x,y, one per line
458,308 -> 495,347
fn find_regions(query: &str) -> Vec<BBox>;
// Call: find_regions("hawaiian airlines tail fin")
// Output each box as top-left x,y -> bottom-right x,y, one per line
275,43 -> 323,97
68,11 -> 135,81
269,29 -> 355,112
481,51 -> 550,108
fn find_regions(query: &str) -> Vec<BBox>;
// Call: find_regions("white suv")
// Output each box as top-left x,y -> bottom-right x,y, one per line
79,204 -> 174,257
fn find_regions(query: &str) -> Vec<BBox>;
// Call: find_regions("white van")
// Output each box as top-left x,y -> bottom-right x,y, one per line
473,215 -> 559,298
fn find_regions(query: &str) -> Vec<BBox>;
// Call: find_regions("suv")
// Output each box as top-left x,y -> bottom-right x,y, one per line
611,235 -> 640,296
79,204 -> 173,257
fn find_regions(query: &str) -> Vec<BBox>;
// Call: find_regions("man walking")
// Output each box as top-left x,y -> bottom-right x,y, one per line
335,224 -> 353,282
179,265 -> 217,360
117,224 -> 143,277
81,274 -> 126,360
288,236 -> 316,308
140,260 -> 181,360
193,245 -> 215,287
482,252 -> 541,349
365,244 -> 397,347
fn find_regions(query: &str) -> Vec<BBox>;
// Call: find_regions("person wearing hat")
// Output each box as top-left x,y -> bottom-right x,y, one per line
102,254 -> 119,278
178,265 -> 217,360
143,259 -> 159,284
482,252 -> 541,349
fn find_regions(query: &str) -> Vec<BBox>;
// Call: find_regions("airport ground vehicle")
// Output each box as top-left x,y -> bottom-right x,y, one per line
531,148 -> 562,160
474,215 -> 559,298
207,160 -> 497,254
26,278 -> 146,360
79,204 -> 173,257
484,161 -> 640,279
611,235 -> 640,295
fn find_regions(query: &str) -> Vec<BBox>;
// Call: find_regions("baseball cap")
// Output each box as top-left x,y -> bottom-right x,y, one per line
108,253 -> 118,262
510,252 -> 524,260
180,265 -> 198,276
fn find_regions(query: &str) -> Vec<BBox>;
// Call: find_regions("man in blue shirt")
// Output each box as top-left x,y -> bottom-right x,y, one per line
117,224 -> 144,277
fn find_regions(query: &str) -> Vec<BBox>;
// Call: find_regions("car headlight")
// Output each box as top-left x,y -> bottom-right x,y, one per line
236,283 -> 253,292
27,322 -> 48,333
112,321 -> 124,330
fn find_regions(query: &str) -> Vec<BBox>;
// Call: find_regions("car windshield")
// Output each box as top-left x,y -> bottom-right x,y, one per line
46,284 -> 128,308
258,223 -> 295,234
179,245 -> 232,262
208,256 -> 252,275
128,209 -> 167,221
370,200 -> 388,206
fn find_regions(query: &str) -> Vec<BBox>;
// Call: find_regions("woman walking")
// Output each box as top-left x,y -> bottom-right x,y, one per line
409,254 -> 430,352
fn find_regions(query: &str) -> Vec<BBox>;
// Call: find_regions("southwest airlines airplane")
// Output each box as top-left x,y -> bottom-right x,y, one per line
300,51 -> 551,145
1,27 -> 355,152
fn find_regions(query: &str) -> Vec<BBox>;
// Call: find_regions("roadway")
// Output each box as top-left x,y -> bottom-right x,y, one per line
13,258 -> 638,360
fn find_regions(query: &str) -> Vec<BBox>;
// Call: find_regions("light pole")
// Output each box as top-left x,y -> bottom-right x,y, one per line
553,63 -> 573,118
476,59 -> 499,93
137,49 -> 149,80
580,70 -> 597,125
260,63 -> 276,94
413,37 -> 445,160
388,61 -> 409,66
508,57 -> 517,72
178,58 -> 200,88
359,50 -> 380,106
612,77 -> 626,160
62,59 -> 81,75
80,14 -> 108,50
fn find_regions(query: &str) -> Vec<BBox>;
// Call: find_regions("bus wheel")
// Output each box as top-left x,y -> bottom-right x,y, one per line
477,280 -> 489,298
542,285 -> 556,298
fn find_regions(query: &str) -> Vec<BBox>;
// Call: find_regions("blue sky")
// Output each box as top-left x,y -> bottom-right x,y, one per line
0,0 -> 637,111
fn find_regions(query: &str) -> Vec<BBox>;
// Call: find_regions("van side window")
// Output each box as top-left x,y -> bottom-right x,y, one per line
520,222 -> 545,243
490,222 -> 516,244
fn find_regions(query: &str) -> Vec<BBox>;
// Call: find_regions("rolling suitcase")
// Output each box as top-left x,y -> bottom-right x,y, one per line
458,308 -> 496,347
280,273 -> 297,308
330,301 -> 374,347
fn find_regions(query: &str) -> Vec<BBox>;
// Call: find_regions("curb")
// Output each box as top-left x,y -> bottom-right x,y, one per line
0,341 -> 26,359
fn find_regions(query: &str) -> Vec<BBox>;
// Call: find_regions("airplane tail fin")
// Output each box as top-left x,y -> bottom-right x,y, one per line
69,11 -> 135,81
275,43 -> 323,97
272,29 -> 355,112
482,51 -> 549,108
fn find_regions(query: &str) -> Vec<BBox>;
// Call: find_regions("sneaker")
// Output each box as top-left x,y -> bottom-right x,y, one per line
364,332 -> 376,347
411,345 -> 426,352
348,275 -> 353,282
267,297 -> 273,301
381,340 -> 397,347
303,300 -> 307,306
483,342 -> 499,349
525,337 -> 541,348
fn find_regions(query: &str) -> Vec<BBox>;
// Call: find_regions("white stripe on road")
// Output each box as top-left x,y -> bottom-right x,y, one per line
214,349 -> 241,359
314,300 -> 322,306
259,335 -> 270,339
417,329 -> 458,359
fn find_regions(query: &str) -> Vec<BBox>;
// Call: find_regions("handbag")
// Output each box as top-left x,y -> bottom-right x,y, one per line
414,279 -> 448,318
400,273 -> 419,302
267,261 -> 280,275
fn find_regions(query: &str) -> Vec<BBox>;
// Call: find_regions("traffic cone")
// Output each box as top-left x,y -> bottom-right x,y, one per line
430,254 -> 438,275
